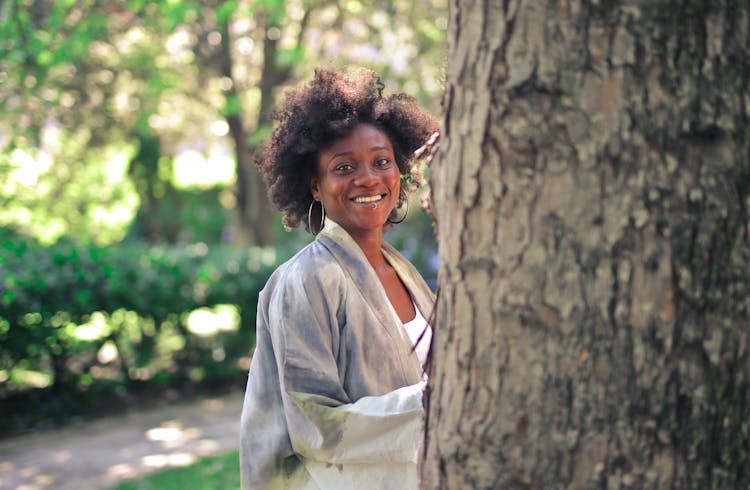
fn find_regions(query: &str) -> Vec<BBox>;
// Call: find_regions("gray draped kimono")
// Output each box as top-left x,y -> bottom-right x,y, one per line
239,219 -> 434,490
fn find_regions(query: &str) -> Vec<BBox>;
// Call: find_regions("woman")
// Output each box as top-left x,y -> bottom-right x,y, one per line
240,68 -> 438,490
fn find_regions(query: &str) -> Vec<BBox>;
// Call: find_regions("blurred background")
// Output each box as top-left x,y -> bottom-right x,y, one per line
0,0 -> 446,442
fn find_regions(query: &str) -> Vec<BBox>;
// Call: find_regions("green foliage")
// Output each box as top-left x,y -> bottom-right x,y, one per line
1,0 -> 447,248
162,3 -> 200,32
0,230 -> 284,434
127,186 -> 235,244
276,46 -> 304,69
0,131 -> 140,245
109,449 -> 240,490
0,0 -> 447,430
259,0 -> 285,25
0,212 -> 438,434
385,207 -> 438,288
216,1 -> 239,24
221,93 -> 243,118
0,0 -> 108,142
125,129 -> 236,244
248,123 -> 273,147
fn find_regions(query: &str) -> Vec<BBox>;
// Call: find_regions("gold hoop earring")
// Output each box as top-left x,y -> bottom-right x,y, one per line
387,199 -> 408,224
308,200 -> 326,234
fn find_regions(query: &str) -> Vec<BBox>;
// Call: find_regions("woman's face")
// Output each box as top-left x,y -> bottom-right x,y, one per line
310,123 -> 400,239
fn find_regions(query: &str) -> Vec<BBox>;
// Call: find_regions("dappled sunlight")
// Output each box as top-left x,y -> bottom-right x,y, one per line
185,304 -> 240,337
105,463 -> 139,481
4,302 -> 247,396
11,369 -> 52,390
6,148 -> 49,187
71,312 -> 111,341
172,146 -> 235,188
0,392 -> 243,489
97,341 -> 120,364
16,476 -> 56,490
0,394 -> 241,490
2,0 -> 447,487
142,451 -> 197,468
51,450 -> 71,464
0,463 -> 57,490
0,130 -> 139,244
146,423 -> 202,448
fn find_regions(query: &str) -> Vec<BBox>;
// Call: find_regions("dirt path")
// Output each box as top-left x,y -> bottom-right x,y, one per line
0,390 -> 244,490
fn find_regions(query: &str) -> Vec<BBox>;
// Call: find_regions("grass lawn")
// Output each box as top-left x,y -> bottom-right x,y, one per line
109,450 -> 239,490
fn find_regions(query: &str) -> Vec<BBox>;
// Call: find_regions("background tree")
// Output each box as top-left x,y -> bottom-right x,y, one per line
0,0 -> 447,246
425,1 -> 749,488
0,0 -> 447,434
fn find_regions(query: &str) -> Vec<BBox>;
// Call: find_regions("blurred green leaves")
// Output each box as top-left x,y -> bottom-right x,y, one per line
277,46 -> 304,69
0,0 -> 447,433
1,0 -> 447,245
221,93 -> 243,117
0,229 -> 284,433
216,1 -> 239,24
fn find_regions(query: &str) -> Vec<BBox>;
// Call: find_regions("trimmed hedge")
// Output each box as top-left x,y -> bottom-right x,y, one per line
0,218 -> 438,435
0,229 -> 283,434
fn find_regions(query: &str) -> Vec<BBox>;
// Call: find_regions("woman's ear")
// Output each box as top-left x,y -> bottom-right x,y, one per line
309,176 -> 320,201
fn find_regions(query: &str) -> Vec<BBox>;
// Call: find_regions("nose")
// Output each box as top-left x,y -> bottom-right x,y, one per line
353,164 -> 378,187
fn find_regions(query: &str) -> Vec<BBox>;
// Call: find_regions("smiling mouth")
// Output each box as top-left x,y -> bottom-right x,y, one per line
353,194 -> 384,203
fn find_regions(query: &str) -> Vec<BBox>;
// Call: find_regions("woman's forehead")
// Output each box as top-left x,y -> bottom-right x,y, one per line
320,123 -> 393,155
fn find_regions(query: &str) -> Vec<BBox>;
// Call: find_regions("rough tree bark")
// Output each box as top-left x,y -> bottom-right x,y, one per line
424,1 -> 749,489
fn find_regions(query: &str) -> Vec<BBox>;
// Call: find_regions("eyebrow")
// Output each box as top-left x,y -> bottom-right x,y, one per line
330,151 -> 353,160
328,146 -> 391,162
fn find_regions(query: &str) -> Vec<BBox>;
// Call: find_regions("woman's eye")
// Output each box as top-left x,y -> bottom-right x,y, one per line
334,163 -> 353,172
375,158 -> 390,167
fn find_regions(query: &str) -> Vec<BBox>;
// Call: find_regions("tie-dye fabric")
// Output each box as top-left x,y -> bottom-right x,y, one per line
239,219 -> 434,490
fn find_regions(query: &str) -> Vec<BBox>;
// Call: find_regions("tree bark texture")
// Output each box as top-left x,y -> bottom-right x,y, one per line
425,1 -> 749,489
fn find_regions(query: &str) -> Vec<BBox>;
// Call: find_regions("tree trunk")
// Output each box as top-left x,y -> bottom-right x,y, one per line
226,108 -> 274,246
217,15 -> 278,246
424,1 -> 749,489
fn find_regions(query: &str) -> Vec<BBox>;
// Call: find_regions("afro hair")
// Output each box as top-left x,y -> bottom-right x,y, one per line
256,68 -> 439,231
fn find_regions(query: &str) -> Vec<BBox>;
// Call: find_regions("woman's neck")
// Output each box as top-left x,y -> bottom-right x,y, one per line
349,229 -> 388,271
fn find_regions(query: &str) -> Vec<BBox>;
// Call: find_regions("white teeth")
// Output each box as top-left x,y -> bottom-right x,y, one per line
354,195 -> 382,203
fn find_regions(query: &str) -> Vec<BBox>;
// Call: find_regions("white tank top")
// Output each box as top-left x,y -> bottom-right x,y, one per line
402,303 -> 432,367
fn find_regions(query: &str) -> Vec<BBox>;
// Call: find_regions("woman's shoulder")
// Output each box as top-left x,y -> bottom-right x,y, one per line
262,239 -> 347,296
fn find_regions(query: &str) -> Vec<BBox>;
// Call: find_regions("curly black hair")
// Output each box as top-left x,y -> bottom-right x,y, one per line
256,68 -> 439,232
